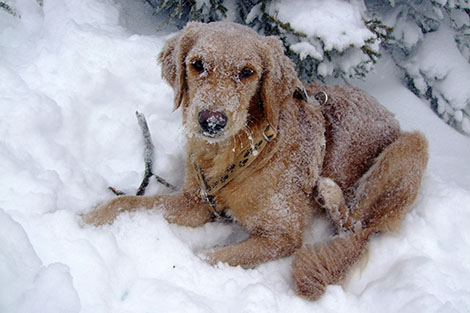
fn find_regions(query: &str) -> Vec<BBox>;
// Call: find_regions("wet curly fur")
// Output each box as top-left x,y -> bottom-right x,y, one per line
84,22 -> 428,300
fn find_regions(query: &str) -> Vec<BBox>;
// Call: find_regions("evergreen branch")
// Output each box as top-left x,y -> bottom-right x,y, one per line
0,1 -> 19,17
264,14 -> 308,38
361,45 -> 381,62
365,19 -> 394,42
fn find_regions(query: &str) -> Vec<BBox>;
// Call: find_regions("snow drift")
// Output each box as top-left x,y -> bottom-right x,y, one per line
1,0 -> 470,312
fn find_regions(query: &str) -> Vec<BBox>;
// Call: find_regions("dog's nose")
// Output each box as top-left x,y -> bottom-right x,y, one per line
198,109 -> 228,137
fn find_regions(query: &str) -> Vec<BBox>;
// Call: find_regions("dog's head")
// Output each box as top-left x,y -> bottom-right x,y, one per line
158,22 -> 301,142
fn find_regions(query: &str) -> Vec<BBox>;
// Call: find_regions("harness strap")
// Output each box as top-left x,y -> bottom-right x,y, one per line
192,123 -> 277,217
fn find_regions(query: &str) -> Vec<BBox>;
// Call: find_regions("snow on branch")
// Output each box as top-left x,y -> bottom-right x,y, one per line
367,0 -> 470,135
147,0 -> 469,134
146,0 -> 391,82
0,1 -> 19,16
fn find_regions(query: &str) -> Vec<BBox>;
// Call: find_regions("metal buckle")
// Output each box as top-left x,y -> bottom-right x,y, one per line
314,91 -> 328,105
294,86 -> 309,101
262,124 -> 276,142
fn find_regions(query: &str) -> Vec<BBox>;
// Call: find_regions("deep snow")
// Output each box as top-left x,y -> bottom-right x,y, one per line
1,1 -> 470,313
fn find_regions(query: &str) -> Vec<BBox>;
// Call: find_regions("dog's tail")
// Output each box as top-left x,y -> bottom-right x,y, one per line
291,228 -> 372,301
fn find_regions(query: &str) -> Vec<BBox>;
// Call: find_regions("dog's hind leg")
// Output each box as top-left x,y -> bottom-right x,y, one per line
315,131 -> 428,234
292,131 -> 428,300
344,131 -> 429,233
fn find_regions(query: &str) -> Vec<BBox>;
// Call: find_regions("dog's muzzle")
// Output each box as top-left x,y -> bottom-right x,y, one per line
198,109 -> 228,137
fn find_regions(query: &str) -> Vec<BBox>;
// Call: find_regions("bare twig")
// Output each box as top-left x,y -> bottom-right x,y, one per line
155,175 -> 177,192
136,111 -> 155,196
135,111 -> 177,195
107,111 -> 177,196
108,186 -> 126,196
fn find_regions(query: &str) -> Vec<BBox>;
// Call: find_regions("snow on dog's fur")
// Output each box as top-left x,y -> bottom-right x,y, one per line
84,22 -> 428,300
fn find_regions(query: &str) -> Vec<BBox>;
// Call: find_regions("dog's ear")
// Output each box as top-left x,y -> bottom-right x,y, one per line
261,36 -> 302,128
158,22 -> 203,111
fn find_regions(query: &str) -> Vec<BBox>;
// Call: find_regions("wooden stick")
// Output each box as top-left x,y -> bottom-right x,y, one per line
108,186 -> 126,196
107,111 -> 177,196
154,175 -> 177,191
136,111 -> 154,196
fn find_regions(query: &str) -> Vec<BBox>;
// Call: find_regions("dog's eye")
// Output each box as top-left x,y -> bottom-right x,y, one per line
239,67 -> 254,79
191,60 -> 205,73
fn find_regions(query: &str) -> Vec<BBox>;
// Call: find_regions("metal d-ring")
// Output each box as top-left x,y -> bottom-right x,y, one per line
314,91 -> 328,105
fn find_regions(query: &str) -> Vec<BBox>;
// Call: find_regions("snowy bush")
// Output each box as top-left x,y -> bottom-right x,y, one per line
146,0 -> 470,135
146,0 -> 390,81
0,0 -> 42,17
5,0 -> 470,134
0,1 -> 18,16
252,0 -> 391,81
366,0 -> 470,135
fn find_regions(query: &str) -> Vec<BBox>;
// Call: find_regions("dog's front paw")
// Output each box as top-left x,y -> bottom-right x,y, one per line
203,249 -> 256,269
202,250 -> 218,266
82,197 -> 130,226
83,195 -> 158,226
82,203 -> 116,226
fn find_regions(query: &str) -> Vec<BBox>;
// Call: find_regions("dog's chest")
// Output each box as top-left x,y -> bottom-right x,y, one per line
213,144 -> 301,216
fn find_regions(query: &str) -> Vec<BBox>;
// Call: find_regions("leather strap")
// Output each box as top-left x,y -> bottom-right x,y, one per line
192,124 -> 277,217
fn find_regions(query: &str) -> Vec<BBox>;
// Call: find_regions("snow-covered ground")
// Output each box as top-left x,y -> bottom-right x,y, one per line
1,1 -> 470,312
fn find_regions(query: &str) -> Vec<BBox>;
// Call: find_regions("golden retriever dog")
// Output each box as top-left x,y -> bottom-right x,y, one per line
84,21 -> 428,300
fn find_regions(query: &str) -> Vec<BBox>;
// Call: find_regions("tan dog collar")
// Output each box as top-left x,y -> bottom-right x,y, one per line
192,124 -> 277,218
